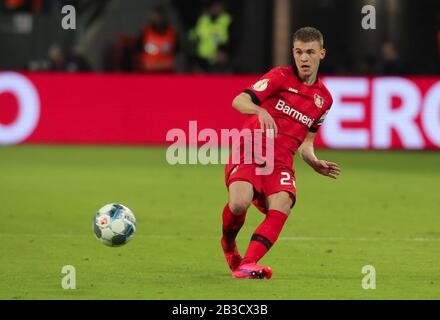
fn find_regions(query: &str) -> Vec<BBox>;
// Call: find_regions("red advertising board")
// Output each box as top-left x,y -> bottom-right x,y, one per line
0,72 -> 439,149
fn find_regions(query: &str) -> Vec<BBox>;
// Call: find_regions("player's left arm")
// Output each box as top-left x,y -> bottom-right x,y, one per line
298,131 -> 341,179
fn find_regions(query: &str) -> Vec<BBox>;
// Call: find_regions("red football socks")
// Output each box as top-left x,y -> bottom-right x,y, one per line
241,209 -> 288,264
221,204 -> 246,252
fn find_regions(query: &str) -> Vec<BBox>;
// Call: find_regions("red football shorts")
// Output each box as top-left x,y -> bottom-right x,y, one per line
225,162 -> 297,214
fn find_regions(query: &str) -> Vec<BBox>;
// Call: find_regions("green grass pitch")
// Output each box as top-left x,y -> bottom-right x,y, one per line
0,145 -> 439,299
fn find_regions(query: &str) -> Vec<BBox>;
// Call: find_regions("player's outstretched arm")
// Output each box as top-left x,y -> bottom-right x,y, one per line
232,93 -> 278,136
298,131 -> 341,179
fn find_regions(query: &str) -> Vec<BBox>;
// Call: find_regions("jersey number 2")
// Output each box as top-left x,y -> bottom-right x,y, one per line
280,172 -> 295,186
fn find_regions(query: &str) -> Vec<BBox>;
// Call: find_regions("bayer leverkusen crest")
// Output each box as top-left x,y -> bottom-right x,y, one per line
314,94 -> 324,108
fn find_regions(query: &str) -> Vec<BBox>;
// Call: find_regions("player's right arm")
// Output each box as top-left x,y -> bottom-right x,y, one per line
232,67 -> 285,136
232,93 -> 278,136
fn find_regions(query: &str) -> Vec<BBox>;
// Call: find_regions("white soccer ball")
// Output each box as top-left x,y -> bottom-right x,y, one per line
93,203 -> 136,247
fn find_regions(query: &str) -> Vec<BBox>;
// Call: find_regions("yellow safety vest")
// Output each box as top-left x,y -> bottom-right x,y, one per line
190,13 -> 232,63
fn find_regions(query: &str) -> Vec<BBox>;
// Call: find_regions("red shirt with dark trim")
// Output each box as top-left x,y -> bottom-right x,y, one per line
243,66 -> 333,156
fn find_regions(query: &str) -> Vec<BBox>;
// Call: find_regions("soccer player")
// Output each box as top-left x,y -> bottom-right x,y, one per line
221,27 -> 341,279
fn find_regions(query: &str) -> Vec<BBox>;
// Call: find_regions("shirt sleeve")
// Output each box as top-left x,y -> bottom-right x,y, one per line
309,109 -> 329,133
243,67 -> 284,105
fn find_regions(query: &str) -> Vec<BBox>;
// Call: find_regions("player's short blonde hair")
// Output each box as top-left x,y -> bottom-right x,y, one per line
293,27 -> 324,48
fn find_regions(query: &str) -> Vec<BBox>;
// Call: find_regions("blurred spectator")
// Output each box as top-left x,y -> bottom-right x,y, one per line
378,41 -> 408,75
136,6 -> 177,73
47,44 -> 91,72
48,44 -> 66,71
188,0 -> 234,72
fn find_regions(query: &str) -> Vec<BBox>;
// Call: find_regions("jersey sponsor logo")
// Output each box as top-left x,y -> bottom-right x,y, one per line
274,99 -> 315,127
253,79 -> 269,92
314,94 -> 324,108
288,87 -> 298,93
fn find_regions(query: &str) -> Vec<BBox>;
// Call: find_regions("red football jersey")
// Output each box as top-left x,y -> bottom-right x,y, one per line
243,66 -> 333,155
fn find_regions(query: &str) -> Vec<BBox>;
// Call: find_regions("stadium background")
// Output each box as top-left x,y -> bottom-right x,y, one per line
0,0 -> 439,300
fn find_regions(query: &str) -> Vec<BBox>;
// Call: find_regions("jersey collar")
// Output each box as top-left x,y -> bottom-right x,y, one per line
290,64 -> 320,86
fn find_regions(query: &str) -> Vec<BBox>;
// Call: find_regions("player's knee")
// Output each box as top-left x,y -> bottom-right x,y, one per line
268,192 -> 294,215
228,198 -> 251,215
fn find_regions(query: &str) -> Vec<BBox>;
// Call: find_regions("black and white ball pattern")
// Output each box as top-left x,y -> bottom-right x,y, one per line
93,204 -> 136,247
